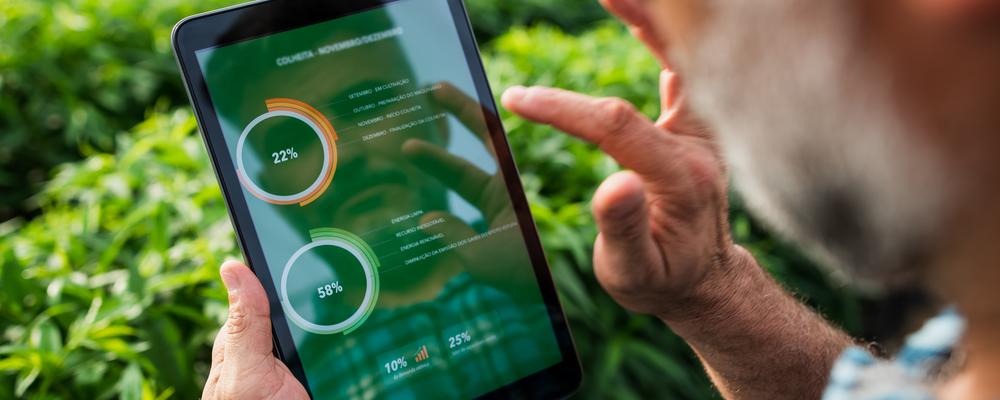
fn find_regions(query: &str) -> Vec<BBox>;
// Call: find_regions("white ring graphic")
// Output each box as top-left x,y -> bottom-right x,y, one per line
279,239 -> 375,334
235,110 -> 332,203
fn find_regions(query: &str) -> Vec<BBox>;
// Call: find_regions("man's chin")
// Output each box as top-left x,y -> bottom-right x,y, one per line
734,179 -> 932,294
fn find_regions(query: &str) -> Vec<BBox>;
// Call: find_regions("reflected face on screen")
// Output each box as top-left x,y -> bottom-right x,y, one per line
207,13 -> 458,296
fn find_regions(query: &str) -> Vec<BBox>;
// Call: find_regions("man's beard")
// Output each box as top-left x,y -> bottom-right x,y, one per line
677,1 -> 953,291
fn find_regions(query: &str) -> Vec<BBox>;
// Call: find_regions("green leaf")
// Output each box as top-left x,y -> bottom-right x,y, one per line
14,356 -> 40,397
118,363 -> 142,400
0,356 -> 29,372
29,319 -> 63,355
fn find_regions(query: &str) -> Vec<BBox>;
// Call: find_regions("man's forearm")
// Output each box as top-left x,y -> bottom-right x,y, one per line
662,247 -> 853,399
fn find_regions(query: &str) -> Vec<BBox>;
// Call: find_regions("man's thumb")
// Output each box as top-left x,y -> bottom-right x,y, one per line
591,171 -> 662,292
219,260 -> 274,369
592,171 -> 653,246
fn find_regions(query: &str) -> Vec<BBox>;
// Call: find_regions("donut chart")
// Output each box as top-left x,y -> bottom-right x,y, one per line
280,228 -> 381,335
236,98 -> 338,206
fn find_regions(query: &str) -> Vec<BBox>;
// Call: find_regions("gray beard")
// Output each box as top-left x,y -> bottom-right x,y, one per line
678,1 -> 952,291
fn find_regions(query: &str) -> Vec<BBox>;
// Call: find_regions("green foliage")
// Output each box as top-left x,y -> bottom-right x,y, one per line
0,111 -> 235,399
465,0 -> 607,41
0,0 -> 230,220
0,3 -> 863,399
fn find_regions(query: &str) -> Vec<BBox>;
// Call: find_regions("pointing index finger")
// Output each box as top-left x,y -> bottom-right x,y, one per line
501,85 -> 683,180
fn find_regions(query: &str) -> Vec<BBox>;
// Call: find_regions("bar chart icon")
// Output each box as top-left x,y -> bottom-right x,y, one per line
413,345 -> 429,363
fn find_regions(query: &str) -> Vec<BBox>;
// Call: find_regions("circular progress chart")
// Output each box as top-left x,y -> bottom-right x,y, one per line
236,98 -> 339,206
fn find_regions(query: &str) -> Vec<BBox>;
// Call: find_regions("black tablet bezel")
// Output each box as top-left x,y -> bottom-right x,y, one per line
172,1 -> 582,398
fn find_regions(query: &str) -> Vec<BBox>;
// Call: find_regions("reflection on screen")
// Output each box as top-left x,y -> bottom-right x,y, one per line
195,0 -> 561,398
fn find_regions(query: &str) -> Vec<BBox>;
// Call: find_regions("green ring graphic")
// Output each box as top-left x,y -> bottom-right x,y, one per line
279,229 -> 380,335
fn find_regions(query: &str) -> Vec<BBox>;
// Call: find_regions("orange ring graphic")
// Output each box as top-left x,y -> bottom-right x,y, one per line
236,99 -> 338,206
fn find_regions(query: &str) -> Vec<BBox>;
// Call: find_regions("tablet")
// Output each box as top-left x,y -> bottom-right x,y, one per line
172,0 -> 581,398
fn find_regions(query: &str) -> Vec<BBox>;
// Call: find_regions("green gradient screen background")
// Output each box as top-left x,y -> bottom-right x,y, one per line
194,0 -> 561,398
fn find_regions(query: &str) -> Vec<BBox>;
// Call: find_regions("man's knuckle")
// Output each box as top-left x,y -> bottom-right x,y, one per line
217,377 -> 241,400
595,252 -> 658,293
594,261 -> 637,293
599,97 -> 638,134
605,223 -> 646,243
592,259 -> 615,286
596,202 -> 641,228
225,310 -> 250,336
595,214 -> 642,244
212,349 -> 225,366
217,370 -> 274,400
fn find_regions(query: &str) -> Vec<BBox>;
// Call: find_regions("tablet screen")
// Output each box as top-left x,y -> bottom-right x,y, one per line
193,0 -> 562,397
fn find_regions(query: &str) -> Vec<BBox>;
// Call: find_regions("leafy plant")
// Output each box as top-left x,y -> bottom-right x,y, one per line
0,110 -> 234,399
465,0 -> 608,41
0,0 -> 231,221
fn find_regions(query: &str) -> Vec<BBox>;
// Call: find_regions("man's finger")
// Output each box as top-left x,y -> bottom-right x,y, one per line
657,70 -> 679,126
219,260 -> 274,372
656,70 -> 688,130
203,327 -> 227,398
631,26 -> 672,68
601,0 -> 672,67
600,0 -> 647,26
431,82 -> 495,153
501,86 -> 683,179
402,139 -> 492,208
211,326 -> 226,367
590,171 -> 663,292
655,71 -> 713,139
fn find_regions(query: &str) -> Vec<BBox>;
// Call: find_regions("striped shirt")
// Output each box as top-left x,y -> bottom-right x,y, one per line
823,309 -> 964,400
